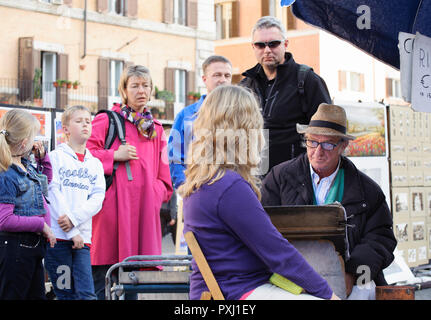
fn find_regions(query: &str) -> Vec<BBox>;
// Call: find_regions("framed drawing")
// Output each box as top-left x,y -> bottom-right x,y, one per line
392,188 -> 410,218
410,188 -> 426,216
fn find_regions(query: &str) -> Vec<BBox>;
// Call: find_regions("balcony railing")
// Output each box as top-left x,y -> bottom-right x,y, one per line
0,78 -> 175,121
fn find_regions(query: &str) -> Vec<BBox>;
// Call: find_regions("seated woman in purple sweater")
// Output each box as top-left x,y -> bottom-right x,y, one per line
179,85 -> 339,300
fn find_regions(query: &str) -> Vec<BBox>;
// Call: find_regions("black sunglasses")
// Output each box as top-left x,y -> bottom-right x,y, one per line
305,139 -> 340,151
253,40 -> 283,49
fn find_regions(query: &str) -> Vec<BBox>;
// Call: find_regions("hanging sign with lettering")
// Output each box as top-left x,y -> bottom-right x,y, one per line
411,32 -> 431,112
399,32 -> 415,102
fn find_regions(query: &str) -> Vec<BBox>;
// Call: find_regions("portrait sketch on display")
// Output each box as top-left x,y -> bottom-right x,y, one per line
412,192 -> 424,212
395,223 -> 408,243
395,192 -> 409,213
413,221 -> 425,241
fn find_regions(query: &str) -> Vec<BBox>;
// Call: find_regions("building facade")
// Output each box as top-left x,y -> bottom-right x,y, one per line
213,0 -> 407,107
0,0 -> 216,120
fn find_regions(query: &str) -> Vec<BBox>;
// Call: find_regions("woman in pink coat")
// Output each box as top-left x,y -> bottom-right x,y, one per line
87,65 -> 173,299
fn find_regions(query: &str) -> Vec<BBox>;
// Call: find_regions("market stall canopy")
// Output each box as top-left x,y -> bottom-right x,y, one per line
283,0 -> 431,69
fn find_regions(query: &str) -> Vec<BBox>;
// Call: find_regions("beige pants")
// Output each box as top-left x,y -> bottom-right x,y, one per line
245,283 -> 323,300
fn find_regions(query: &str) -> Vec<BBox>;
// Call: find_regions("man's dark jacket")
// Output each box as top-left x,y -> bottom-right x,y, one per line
240,52 -> 331,171
261,153 -> 397,285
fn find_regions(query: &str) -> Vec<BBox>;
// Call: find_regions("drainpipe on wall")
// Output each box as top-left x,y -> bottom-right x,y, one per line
81,0 -> 87,59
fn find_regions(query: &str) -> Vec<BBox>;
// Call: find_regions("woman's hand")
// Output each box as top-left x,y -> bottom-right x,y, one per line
32,141 -> 46,159
114,143 -> 139,161
42,222 -> 56,248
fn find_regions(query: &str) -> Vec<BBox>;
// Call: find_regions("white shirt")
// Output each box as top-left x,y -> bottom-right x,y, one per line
48,143 -> 106,243
310,161 -> 340,205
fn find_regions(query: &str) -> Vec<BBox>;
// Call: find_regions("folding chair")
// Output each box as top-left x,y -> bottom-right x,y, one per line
184,231 -> 225,300
105,255 -> 192,300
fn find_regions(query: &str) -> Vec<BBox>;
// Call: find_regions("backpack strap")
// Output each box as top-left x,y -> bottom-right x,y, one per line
96,110 -> 117,150
109,111 -> 133,181
96,110 -> 133,184
297,64 -> 312,114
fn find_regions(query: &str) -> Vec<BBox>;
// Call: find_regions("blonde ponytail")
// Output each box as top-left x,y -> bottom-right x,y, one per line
0,109 -> 40,172
0,130 -> 11,171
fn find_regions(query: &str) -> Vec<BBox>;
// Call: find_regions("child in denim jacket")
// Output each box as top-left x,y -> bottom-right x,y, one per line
45,105 -> 105,300
0,108 -> 56,300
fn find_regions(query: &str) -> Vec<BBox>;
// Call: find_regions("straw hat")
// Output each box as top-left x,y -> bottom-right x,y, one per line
296,103 -> 356,140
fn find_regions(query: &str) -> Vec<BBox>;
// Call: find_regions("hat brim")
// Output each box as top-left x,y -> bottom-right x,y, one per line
296,123 -> 356,141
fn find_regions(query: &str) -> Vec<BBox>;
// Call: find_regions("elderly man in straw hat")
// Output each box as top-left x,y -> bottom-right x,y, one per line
261,103 -> 396,300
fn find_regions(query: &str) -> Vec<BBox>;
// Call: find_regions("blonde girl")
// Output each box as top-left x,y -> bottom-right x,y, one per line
0,108 -> 55,300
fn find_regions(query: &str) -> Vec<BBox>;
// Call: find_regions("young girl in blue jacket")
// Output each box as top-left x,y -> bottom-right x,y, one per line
0,108 -> 56,300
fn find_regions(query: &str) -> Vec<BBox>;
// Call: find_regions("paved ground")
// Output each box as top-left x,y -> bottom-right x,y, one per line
415,288 -> 431,299
162,233 -> 177,255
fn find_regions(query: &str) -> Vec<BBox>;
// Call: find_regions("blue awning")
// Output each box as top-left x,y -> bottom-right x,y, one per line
284,0 -> 431,69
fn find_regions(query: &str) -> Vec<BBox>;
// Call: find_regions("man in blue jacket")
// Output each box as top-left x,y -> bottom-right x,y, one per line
168,55 -> 232,189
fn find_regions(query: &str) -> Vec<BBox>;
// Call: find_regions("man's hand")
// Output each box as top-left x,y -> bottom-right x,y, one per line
345,272 -> 356,297
58,215 -> 74,232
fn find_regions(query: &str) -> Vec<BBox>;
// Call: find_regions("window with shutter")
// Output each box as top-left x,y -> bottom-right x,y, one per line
175,69 -> 186,105
386,78 -> 401,98
339,71 -> 364,92
97,0 -> 109,13
215,1 -> 240,39
126,0 -> 138,18
174,0 -> 187,25
98,57 -> 109,110
163,0 -> 174,24
231,1 -> 240,37
385,78 -> 392,97
286,6 -> 297,30
56,53 -> 69,109
338,70 -> 346,91
41,52 -> 57,108
187,0 -> 198,28
109,60 -> 124,100
261,0 -> 275,16
18,37 -> 35,103
164,67 -> 176,120
108,0 -> 126,16
186,70 -> 196,105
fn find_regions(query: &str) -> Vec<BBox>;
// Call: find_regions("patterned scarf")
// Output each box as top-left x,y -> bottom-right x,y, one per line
118,104 -> 157,139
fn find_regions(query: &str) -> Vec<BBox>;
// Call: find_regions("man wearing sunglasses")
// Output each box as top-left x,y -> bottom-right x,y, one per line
240,16 -> 331,174
260,103 -> 396,300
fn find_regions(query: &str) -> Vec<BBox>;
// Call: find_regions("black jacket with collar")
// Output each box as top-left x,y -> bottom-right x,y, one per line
240,52 -> 331,170
261,153 -> 397,285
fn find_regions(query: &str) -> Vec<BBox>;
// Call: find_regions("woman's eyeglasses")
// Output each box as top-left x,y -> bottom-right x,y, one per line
252,40 -> 283,49
305,139 -> 340,151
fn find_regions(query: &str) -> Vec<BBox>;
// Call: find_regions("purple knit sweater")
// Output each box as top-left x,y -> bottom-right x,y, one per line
183,170 -> 333,300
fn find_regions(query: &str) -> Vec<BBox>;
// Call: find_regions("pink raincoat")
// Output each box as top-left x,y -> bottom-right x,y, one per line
87,104 -> 173,265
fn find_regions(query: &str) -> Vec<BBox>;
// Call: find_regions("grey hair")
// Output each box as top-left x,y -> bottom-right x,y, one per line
252,16 -> 287,39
